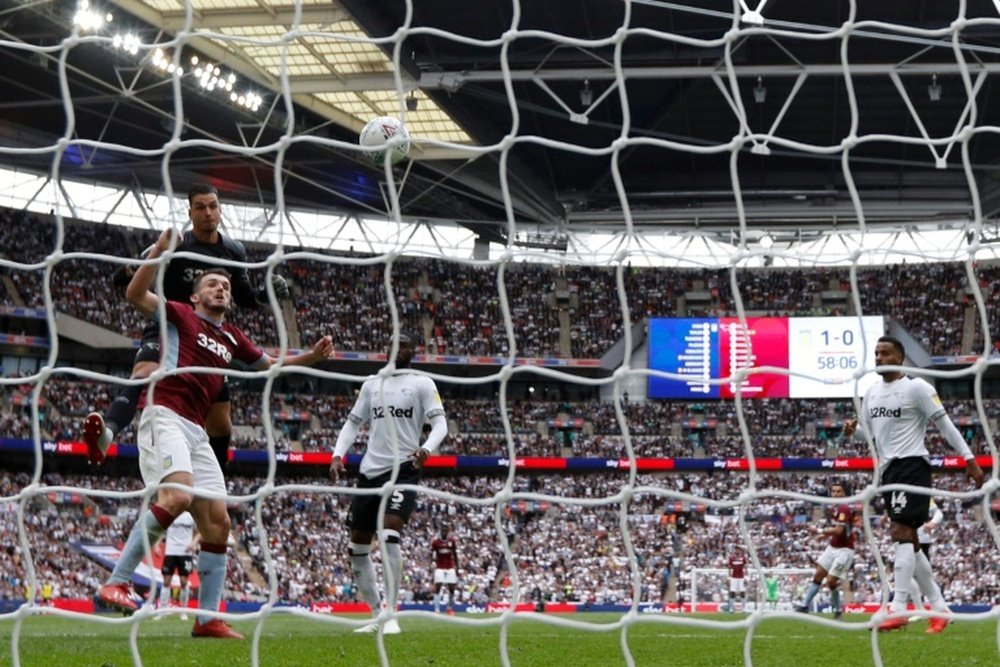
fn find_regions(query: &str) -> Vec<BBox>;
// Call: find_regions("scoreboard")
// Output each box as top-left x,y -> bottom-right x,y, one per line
647,316 -> 885,400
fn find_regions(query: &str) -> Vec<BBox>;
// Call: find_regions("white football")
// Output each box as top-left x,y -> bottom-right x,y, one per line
359,116 -> 410,167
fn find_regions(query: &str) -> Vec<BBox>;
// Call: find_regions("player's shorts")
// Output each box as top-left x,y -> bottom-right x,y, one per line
134,322 -> 230,403
729,577 -> 746,594
161,555 -> 195,577
137,405 -> 225,496
348,462 -> 420,532
881,457 -> 932,528
434,568 -> 458,585
817,545 -> 854,580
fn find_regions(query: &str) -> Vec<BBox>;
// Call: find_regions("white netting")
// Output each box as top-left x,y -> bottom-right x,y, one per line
2,2 -> 1000,667
689,567 -> 813,611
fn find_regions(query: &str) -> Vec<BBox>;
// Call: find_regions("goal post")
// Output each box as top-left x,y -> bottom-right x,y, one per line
689,568 -> 814,612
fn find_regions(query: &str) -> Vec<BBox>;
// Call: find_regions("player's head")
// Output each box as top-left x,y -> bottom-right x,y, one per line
830,483 -> 847,498
874,335 -> 905,377
188,183 -> 221,236
191,269 -> 232,315
440,525 -> 450,538
392,331 -> 418,369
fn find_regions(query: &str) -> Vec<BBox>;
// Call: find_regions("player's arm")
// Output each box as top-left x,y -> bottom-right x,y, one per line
330,386 -> 370,481
257,336 -> 334,369
819,522 -> 846,538
330,415 -> 362,481
410,381 -> 447,467
125,229 -> 174,317
931,412 -> 984,487
186,529 -> 201,553
222,239 -> 291,309
922,503 -> 944,534
411,412 -> 447,468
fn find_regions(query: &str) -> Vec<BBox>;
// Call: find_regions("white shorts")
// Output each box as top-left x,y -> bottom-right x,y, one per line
817,545 -> 854,580
434,569 -> 458,585
138,405 -> 226,496
729,578 -> 746,594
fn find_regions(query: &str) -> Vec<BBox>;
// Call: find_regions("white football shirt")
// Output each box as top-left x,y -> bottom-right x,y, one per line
346,372 -> 446,478
860,375 -> 948,464
164,511 -> 196,556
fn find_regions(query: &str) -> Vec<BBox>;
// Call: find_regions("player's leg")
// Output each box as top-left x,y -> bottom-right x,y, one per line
205,381 -> 233,468
797,558 -> 830,612
879,459 -> 931,631
99,410 -> 194,611
184,425 -> 242,639
188,495 -> 241,638
100,480 -> 190,611
912,544 -> 950,633
84,326 -> 161,461
178,571 -> 191,619
347,471 -> 383,623
447,582 -> 457,613
157,563 -> 174,610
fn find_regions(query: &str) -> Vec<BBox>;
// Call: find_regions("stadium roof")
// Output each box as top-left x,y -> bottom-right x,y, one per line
2,1 -> 1000,250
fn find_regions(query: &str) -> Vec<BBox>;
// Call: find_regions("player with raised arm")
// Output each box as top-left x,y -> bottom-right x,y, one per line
82,183 -> 290,468
844,336 -> 984,634
329,333 -> 448,635
96,228 -> 333,639
156,510 -> 198,620
431,525 -> 459,615
726,547 -> 747,613
794,482 -> 854,619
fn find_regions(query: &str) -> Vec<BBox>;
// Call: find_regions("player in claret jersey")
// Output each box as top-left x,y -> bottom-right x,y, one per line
83,183 -> 291,468
794,482 -> 854,618
844,336 -> 984,634
726,547 -> 747,613
431,525 -> 459,614
95,228 -> 333,639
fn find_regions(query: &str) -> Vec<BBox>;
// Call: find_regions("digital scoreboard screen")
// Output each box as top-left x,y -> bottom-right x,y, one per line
647,316 -> 885,400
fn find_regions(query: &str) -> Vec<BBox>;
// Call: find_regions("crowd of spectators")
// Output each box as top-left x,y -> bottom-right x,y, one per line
3,377 -> 998,464
1,468 -> 995,609
4,206 -> 1000,359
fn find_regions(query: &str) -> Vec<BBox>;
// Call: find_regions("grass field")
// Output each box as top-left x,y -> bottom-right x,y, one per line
1,611 -> 997,667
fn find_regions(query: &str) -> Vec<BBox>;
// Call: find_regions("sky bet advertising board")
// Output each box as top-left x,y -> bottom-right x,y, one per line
647,316 -> 885,400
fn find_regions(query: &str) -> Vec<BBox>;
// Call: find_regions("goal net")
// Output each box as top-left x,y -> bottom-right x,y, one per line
1,1 -> 1000,667
689,568 -> 814,612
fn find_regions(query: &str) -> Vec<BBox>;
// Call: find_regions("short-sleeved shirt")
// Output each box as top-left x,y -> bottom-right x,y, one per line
829,503 -> 855,550
164,511 -> 196,556
432,537 -> 457,569
346,373 -> 446,478
860,376 -> 944,464
728,554 -> 746,579
138,301 -> 264,425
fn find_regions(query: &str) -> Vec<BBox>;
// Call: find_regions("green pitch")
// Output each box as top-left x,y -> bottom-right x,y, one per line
1,612 -> 996,666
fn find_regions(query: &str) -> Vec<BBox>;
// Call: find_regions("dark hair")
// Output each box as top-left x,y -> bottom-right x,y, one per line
877,335 -> 905,360
188,182 -> 219,205
397,332 -> 419,346
194,269 -> 231,290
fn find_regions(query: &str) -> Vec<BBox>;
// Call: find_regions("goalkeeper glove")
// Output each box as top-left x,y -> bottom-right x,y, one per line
256,274 -> 291,304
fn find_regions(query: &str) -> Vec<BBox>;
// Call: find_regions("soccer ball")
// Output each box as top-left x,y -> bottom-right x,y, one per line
359,116 -> 410,167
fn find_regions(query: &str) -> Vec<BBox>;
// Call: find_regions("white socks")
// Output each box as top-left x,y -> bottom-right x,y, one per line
891,542 -> 915,613
349,542 -> 382,617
